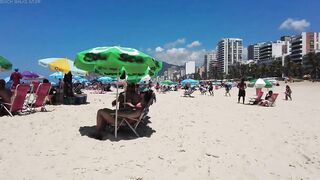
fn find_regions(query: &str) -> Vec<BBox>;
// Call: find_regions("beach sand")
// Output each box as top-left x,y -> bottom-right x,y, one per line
0,81 -> 320,179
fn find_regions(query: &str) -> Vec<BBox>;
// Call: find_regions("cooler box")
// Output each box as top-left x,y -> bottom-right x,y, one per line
74,94 -> 87,105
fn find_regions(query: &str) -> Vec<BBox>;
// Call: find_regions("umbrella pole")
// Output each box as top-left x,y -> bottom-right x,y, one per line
115,70 -> 119,138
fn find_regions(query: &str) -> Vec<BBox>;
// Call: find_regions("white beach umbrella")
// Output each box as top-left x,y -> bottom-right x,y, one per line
254,78 -> 266,88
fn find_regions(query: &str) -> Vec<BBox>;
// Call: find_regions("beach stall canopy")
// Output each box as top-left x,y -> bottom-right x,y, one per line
181,79 -> 199,85
74,46 -> 162,83
250,78 -> 272,88
38,58 -> 88,76
0,56 -> 13,72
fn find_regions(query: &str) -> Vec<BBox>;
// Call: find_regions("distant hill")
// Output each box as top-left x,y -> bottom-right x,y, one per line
158,61 -> 183,75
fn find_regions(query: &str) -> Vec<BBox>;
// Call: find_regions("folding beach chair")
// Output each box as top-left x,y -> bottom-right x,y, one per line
0,84 -> 30,117
115,93 -> 156,137
268,93 -> 279,107
259,93 -> 279,107
249,91 -> 264,105
30,83 -> 51,112
31,81 -> 40,93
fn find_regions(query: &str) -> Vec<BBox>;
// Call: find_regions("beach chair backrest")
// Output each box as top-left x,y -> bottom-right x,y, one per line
257,91 -> 264,100
31,81 -> 40,93
269,93 -> 279,106
33,83 -> 51,108
136,93 -> 155,122
271,93 -> 279,102
10,84 -> 30,113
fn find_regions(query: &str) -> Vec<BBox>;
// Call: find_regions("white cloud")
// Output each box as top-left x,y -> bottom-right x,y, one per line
155,46 -> 164,52
279,18 -> 310,31
153,47 -> 207,65
187,41 -> 201,48
147,39 -> 207,66
164,38 -> 186,49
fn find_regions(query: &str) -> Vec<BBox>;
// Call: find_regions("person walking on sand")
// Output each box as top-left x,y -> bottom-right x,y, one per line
10,68 -> 22,90
237,78 -> 247,104
208,83 -> 214,96
285,85 -> 292,100
224,83 -> 231,97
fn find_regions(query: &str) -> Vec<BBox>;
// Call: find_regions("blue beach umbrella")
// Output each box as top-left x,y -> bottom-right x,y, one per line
49,72 -> 64,79
181,79 -> 199,85
97,76 -> 114,82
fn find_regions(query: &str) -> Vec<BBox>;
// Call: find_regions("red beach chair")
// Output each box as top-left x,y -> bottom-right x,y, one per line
31,83 -> 51,112
259,93 -> 279,107
31,81 -> 40,93
268,93 -> 279,107
249,91 -> 264,105
0,84 -> 30,116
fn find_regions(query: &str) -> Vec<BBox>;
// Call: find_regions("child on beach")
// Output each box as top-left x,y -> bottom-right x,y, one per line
208,83 -> 214,96
285,85 -> 292,100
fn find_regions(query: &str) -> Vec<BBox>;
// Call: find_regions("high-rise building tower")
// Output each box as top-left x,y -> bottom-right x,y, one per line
248,43 -> 264,61
217,38 -> 243,74
290,32 -> 320,64
259,40 -> 285,64
185,61 -> 195,75
203,52 -> 217,79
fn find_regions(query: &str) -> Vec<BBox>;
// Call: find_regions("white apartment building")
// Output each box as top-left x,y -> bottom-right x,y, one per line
185,61 -> 195,75
259,40 -> 285,64
217,38 -> 243,74
248,43 -> 264,61
203,52 -> 217,78
290,32 -> 320,64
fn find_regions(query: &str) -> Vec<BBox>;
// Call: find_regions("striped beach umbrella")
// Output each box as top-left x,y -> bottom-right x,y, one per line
250,78 -> 272,88
39,58 -> 87,76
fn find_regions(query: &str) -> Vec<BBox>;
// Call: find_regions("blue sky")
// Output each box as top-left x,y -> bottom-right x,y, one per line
0,0 -> 319,77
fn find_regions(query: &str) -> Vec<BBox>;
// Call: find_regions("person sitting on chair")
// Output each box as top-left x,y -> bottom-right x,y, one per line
0,79 -> 13,116
93,88 -> 155,140
259,90 -> 273,106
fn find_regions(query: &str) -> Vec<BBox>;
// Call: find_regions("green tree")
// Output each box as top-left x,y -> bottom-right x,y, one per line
194,73 -> 201,80
248,63 -> 258,78
303,52 -> 320,79
274,60 -> 283,77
